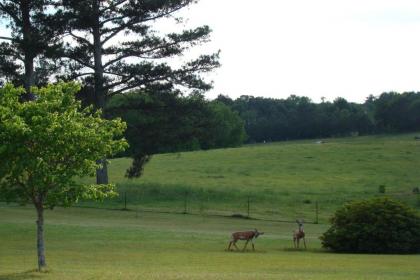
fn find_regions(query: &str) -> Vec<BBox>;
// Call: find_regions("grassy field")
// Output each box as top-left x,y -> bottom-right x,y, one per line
79,133 -> 420,222
1,134 -> 420,279
1,205 -> 419,280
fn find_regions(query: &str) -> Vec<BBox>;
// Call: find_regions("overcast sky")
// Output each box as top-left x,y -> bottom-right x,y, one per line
174,0 -> 420,103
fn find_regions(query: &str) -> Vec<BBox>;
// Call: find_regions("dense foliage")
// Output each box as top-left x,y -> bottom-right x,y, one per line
106,90 -> 245,177
320,197 -> 420,254
217,91 -> 420,143
217,95 -> 373,143
0,82 -> 127,269
60,0 -> 219,107
0,0 -> 220,184
0,0 -> 64,98
372,92 -> 420,132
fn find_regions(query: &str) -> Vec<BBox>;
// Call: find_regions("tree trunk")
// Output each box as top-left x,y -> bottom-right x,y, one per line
93,0 -> 108,184
21,0 -> 36,101
96,159 -> 108,184
35,205 -> 47,271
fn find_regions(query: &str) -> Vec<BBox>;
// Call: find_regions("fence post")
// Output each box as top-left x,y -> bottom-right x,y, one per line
123,191 -> 127,210
247,196 -> 250,218
183,191 -> 188,214
315,201 -> 319,224
135,190 -> 140,219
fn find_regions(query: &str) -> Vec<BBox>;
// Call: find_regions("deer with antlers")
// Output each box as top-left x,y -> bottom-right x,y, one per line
293,219 -> 306,249
227,229 -> 264,251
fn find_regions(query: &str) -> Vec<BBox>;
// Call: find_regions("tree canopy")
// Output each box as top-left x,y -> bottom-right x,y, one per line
60,0 -> 219,107
0,82 -> 128,270
58,0 -> 219,184
0,0 -> 64,98
217,94 -> 373,143
106,90 -> 245,177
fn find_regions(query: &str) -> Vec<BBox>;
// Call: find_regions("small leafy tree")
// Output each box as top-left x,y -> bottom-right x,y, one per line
320,197 -> 420,254
0,82 -> 127,271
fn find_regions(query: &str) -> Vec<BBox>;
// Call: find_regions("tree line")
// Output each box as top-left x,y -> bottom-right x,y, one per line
216,91 -> 420,143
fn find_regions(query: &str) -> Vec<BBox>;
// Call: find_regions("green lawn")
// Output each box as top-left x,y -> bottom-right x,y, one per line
79,133 -> 420,222
2,133 -> 420,279
1,205 -> 419,280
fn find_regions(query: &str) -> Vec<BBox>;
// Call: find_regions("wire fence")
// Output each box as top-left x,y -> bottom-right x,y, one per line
3,187 -> 418,225
72,188 -> 334,224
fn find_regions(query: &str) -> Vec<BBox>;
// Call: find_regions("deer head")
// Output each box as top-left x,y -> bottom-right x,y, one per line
254,228 -> 264,238
296,220 -> 304,231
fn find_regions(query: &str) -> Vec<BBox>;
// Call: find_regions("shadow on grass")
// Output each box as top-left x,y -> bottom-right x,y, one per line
224,249 -> 267,253
0,270 -> 45,280
282,247 -> 328,253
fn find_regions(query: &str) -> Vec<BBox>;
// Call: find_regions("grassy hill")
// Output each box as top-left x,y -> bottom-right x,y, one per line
79,133 -> 420,222
2,133 -> 420,279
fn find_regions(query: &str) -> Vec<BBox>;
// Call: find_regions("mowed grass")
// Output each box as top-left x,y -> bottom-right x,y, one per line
1,134 -> 420,279
1,205 -> 420,280
79,133 -> 420,222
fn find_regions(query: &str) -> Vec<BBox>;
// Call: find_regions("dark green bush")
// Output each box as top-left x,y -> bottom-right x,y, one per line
320,197 -> 420,253
378,185 -> 386,193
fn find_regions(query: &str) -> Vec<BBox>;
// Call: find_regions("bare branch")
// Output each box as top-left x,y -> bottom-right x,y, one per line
0,36 -> 13,41
68,72 -> 95,79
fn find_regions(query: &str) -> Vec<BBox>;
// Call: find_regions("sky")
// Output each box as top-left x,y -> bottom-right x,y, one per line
170,0 -> 420,103
1,0 -> 419,103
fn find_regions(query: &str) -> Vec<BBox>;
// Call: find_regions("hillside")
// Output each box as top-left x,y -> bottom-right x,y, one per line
80,133 -> 420,222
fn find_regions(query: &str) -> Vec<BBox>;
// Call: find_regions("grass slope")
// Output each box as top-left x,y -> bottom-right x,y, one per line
1,205 -> 419,280
80,133 -> 420,222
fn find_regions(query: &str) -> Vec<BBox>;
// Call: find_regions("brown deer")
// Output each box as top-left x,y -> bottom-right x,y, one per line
227,229 -> 264,251
293,219 -> 306,249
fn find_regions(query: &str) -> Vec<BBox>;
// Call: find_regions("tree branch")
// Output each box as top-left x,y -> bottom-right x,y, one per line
62,55 -> 94,70
0,3 -> 22,25
100,3 -> 190,45
99,0 -> 127,14
0,36 -> 13,41
68,31 -> 93,47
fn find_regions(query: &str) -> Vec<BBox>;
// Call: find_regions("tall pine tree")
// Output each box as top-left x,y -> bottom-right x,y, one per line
60,0 -> 220,183
0,0 -> 64,99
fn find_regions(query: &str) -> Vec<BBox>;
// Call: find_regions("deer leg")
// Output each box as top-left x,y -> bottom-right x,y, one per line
297,238 -> 300,249
243,240 -> 249,251
233,241 -> 240,251
251,240 -> 255,251
303,237 -> 307,249
228,241 -> 233,251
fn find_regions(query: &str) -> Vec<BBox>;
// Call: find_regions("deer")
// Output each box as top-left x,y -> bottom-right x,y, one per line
293,219 -> 306,249
227,229 -> 264,251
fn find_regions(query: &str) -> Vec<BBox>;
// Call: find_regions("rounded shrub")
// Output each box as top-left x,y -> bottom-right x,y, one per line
378,185 -> 386,194
320,197 -> 420,254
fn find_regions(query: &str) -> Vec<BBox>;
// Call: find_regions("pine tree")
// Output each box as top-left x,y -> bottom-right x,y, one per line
60,0 -> 220,183
0,0 -> 64,99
